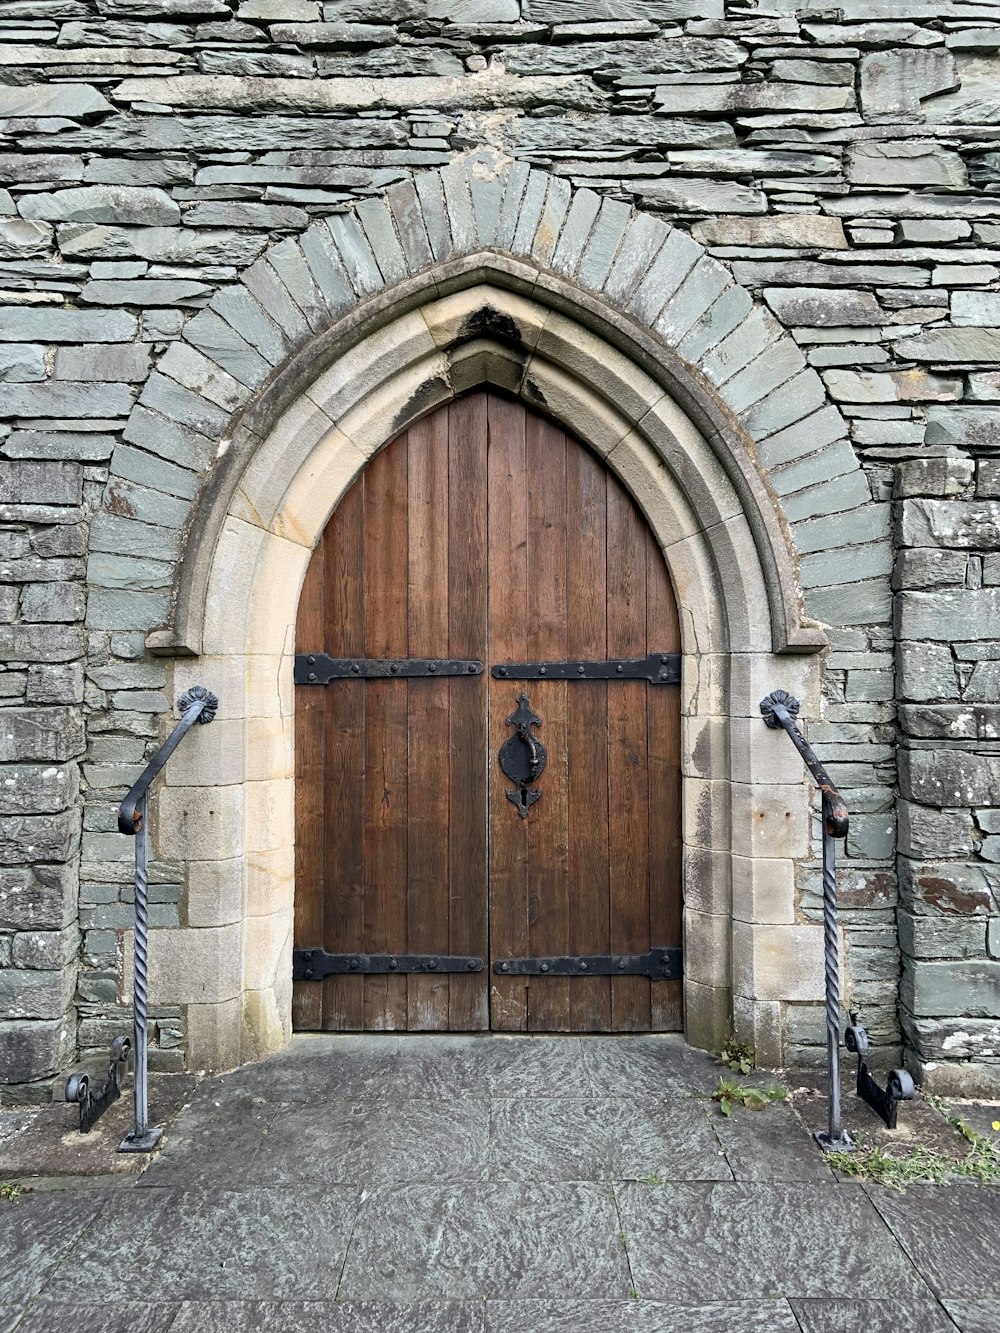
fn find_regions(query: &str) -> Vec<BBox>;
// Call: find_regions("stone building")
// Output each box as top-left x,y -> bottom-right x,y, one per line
1,0 -> 998,1102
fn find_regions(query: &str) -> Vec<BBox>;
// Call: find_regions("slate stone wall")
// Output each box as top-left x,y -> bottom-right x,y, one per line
0,0 -> 997,1096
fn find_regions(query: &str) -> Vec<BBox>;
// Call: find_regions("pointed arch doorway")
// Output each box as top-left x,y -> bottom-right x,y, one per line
292,390 -> 682,1035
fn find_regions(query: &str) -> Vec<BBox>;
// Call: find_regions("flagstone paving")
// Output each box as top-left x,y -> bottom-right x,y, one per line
0,1034 -> 998,1332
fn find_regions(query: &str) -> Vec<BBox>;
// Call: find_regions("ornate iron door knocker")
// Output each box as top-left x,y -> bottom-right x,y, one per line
499,693 -> 547,817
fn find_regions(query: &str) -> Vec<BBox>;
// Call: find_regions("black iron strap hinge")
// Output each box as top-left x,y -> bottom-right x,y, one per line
294,949 -> 484,979
493,949 -> 682,980
296,655 -> 484,684
492,654 -> 680,684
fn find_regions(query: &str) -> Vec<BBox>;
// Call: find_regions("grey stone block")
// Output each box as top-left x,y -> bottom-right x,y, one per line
0,862 -> 77,932
182,309 -> 272,389
0,763 -> 78,817
0,706 -> 84,763
53,344 -> 152,383
632,176 -> 767,216
59,224 -> 269,265
0,83 -> 112,118
804,578 -> 893,628
764,287 -> 882,328
925,406 -> 1000,451
0,309 -> 138,346
898,910 -> 987,961
898,803 -> 974,860
0,1017 -> 73,1081
901,959 -> 1000,1018
12,923 -> 80,970
20,185 -> 179,226
0,344 -> 46,383
0,808 -> 81,868
859,46 -> 957,117
904,748 -> 1000,807
183,202 -> 309,230
0,218 -> 54,259
897,588 -> 1000,641
0,382 -> 134,420
89,512 -> 183,561
85,587 -> 170,631
27,663 -> 85,705
20,581 -> 87,624
898,499 -> 1000,549
81,278 -> 211,307
0,625 -> 86,664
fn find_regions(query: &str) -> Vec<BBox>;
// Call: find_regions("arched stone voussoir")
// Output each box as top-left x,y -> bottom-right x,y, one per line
128,150 -> 863,659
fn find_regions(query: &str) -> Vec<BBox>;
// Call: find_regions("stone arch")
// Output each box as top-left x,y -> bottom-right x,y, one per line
97,150 -> 882,1070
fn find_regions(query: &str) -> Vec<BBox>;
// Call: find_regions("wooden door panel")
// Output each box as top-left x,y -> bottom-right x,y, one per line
294,389 -> 682,1035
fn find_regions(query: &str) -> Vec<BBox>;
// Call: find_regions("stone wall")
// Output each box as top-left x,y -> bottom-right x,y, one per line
0,0 -> 997,1096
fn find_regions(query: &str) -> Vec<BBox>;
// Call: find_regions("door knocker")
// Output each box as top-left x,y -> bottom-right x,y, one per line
499,693 -> 547,818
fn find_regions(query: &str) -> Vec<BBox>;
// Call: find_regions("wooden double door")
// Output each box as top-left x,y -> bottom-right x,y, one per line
292,392 -> 682,1034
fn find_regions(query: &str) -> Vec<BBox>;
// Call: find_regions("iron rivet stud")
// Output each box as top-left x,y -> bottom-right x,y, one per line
351,663 -> 360,674
389,957 -> 398,969
616,664 -> 624,674
577,665 -> 585,675
501,962 -> 510,972
350,958 -> 359,969
579,960 -> 588,971
540,666 -> 547,676
541,962 -> 550,972
618,959 -> 626,970
429,663 -> 437,674
468,959 -> 477,969
308,655 -> 316,664
661,656 -> 667,664
304,968 -> 313,979
390,663 -> 398,674
308,672 -> 317,682
428,959 -> 437,969
499,667 -> 508,677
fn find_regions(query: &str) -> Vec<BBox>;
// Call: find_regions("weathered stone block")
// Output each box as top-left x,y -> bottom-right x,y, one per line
896,328 -> 1000,362
903,747 -> 1000,807
764,288 -> 882,327
849,140 -> 967,187
0,461 -> 81,506
859,47 -> 957,118
894,457 -> 974,499
0,308 -> 137,344
53,344 -> 152,383
0,1018 -> 73,1082
901,958 -> 1000,1018
0,344 -> 46,383
691,215 -> 847,249
19,185 -> 180,226
823,369 -> 961,403
897,587 -> 1000,641
12,923 -> 80,970
0,84 -> 112,118
897,801 -> 974,859
20,582 -> 86,624
897,499 -> 1000,549
899,909 -> 988,962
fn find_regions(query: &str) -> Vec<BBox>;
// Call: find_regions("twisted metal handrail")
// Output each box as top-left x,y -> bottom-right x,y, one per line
760,690 -> 854,1153
115,685 -> 218,1152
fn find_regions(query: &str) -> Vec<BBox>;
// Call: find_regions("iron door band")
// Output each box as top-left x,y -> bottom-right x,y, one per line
295,655 -> 484,684
493,950 -> 682,981
492,653 -> 680,684
294,950 -> 485,979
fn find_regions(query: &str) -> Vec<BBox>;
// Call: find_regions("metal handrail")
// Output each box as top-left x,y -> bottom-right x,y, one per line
760,689 -> 854,1153
115,685 -> 218,1152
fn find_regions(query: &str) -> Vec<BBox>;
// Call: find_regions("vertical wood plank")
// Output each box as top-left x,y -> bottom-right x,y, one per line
362,440 -> 409,1030
566,443 -> 612,1032
323,476 -> 366,1029
525,414 -> 570,1031
448,393 -> 490,1030
487,394 -> 530,1031
292,538 -> 326,1031
647,528 -> 684,1030
607,483 -> 652,1031
407,408 -> 452,1029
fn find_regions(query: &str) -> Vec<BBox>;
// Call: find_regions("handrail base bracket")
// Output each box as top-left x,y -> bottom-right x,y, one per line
814,1128 -> 856,1154
845,1014 -> 915,1130
118,1126 -> 163,1154
65,1035 -> 131,1135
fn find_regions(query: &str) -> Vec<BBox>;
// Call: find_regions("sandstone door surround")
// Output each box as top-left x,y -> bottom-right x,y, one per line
97,152 -> 876,1070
